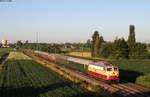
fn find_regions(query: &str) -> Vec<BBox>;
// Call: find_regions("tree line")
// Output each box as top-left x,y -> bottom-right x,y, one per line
16,41 -> 91,54
91,25 -> 150,59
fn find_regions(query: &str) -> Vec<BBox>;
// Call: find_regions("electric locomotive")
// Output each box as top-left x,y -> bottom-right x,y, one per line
88,61 -> 119,82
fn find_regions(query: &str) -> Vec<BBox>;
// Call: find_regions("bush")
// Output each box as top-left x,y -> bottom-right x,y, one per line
136,74 -> 150,88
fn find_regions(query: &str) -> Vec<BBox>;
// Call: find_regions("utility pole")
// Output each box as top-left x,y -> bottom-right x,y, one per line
36,32 -> 39,51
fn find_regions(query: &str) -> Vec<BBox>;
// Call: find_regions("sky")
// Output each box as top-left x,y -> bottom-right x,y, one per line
0,0 -> 150,43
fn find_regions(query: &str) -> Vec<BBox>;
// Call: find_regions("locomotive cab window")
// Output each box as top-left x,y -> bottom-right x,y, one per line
107,68 -> 112,71
114,68 -> 118,71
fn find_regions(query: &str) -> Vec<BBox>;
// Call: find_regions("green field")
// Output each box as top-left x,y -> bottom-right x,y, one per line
0,48 -> 13,71
0,52 -> 112,97
64,55 -> 150,88
0,48 -> 12,56
111,60 -> 150,87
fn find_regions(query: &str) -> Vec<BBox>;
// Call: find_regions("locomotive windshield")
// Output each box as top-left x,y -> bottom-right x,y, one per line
114,68 -> 118,71
107,68 -> 112,71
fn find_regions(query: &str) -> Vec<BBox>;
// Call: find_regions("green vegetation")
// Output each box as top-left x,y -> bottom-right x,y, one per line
91,25 -> 150,59
0,52 -> 113,97
136,74 -> 150,88
0,60 -> 93,97
91,31 -> 104,57
21,42 -> 91,54
7,52 -> 31,60
21,43 -> 61,53
111,60 -> 150,86
0,48 -> 12,71
0,48 -> 12,57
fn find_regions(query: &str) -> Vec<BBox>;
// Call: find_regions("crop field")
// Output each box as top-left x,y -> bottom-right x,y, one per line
69,52 -> 91,58
68,52 -> 111,61
0,48 -> 12,71
0,52 -> 109,97
7,51 -> 31,60
0,48 -> 12,58
148,49 -> 150,53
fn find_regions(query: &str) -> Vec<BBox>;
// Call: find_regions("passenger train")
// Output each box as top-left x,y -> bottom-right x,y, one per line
34,51 -> 120,82
34,51 -> 56,61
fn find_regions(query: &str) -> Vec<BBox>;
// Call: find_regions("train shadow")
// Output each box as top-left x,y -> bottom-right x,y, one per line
119,69 -> 144,83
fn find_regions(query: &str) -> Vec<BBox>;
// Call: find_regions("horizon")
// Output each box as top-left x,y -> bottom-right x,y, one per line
0,0 -> 150,43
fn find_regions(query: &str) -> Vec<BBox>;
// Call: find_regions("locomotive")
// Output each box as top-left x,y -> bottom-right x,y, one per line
34,51 -> 119,82
88,61 -> 119,82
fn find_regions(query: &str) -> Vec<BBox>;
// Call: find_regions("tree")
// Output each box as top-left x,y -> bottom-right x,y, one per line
112,38 -> 129,59
85,39 -> 91,48
127,25 -> 136,46
132,43 -> 149,59
98,36 -> 105,55
120,38 -> 129,58
91,31 -> 100,57
16,40 -> 23,48
25,40 -> 29,44
99,42 -> 113,58
127,25 -> 136,58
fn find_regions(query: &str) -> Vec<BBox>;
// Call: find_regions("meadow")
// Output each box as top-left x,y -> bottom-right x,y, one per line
0,48 -> 12,58
0,51 -> 111,97
0,48 -> 12,71
111,60 -> 150,87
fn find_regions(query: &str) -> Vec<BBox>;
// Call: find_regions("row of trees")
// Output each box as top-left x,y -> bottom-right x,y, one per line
91,25 -> 149,59
17,41 -> 91,53
16,41 -> 62,53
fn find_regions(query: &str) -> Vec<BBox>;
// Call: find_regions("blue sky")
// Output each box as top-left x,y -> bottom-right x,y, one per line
0,0 -> 150,43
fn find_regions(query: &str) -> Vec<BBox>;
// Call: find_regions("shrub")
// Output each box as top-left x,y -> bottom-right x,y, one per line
136,74 -> 150,88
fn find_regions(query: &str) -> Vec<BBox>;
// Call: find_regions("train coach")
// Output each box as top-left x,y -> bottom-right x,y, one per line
88,61 -> 119,82
34,51 -> 56,61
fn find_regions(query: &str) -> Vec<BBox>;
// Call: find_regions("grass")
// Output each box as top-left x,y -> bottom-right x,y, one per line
136,74 -> 150,88
110,60 -> 150,86
110,60 -> 150,74
0,48 -> 12,71
0,48 -> 12,57
71,48 -> 91,52
7,51 -> 31,60
0,51 -> 113,97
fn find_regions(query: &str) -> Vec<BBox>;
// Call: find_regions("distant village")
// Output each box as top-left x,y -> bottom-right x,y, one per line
0,40 -> 9,48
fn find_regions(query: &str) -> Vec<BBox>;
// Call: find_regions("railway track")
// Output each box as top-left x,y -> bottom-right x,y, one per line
23,51 -> 150,97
